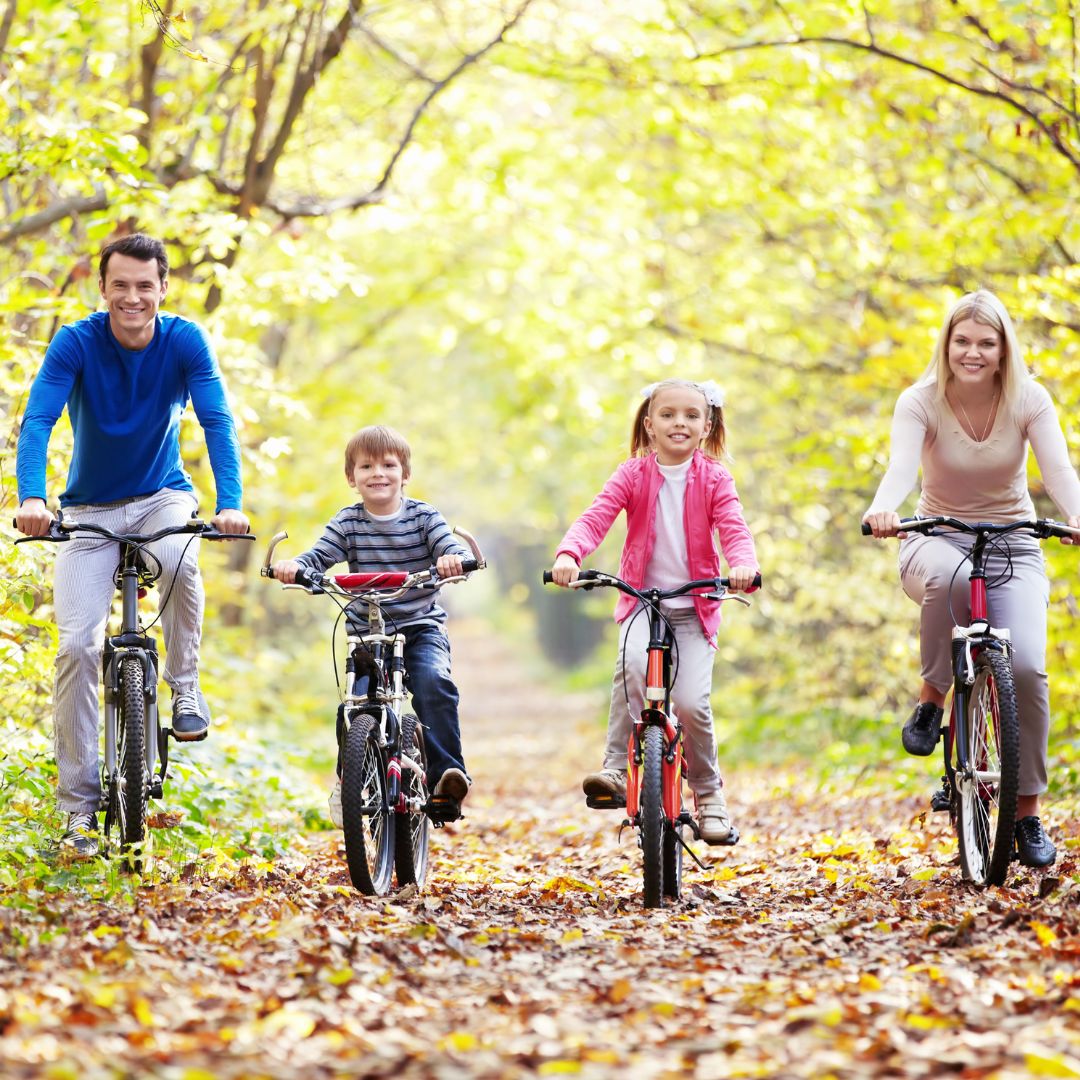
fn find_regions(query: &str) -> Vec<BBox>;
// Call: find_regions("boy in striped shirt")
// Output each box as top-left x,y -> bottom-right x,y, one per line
272,426 -> 472,817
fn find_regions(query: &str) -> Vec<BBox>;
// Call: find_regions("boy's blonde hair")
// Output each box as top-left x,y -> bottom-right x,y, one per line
630,379 -> 726,460
344,425 -> 412,479
921,289 -> 1029,413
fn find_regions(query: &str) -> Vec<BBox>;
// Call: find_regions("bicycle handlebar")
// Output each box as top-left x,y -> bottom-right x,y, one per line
861,516 -> 1080,541
542,568 -> 762,598
13,517 -> 256,546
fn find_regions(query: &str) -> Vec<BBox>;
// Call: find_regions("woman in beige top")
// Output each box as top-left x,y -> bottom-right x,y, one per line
863,289 -> 1080,868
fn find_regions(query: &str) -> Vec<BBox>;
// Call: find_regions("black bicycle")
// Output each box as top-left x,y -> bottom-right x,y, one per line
16,513 -> 255,870
261,528 -> 485,895
863,515 -> 1077,885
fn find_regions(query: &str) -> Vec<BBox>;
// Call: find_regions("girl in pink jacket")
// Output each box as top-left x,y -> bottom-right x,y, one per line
549,378 -> 759,844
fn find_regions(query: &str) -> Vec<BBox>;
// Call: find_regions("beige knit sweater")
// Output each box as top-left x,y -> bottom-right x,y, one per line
867,378 -> 1080,522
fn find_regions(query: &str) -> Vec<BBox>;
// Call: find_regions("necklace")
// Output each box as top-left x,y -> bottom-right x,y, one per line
955,390 -> 999,443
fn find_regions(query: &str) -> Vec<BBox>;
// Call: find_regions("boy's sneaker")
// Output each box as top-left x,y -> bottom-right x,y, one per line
60,811 -> 99,858
172,687 -> 209,742
582,769 -> 627,801
1015,816 -> 1056,868
434,768 -> 470,804
696,790 -> 736,845
901,702 -> 943,756
328,778 -> 343,828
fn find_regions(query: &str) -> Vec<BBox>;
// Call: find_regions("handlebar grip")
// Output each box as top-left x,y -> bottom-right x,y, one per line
861,522 -> 872,536
462,558 -> 479,573
294,566 -> 316,588
751,572 -> 762,587
542,571 -> 554,584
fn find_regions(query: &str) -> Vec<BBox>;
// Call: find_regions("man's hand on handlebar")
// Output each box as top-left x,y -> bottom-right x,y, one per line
15,498 -> 54,538
862,510 -> 905,539
549,553 -> 581,587
1063,514 -> 1080,546
211,508 -> 250,535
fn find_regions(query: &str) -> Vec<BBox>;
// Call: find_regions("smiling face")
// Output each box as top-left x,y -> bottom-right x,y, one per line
947,317 -> 1003,393
100,253 -> 168,350
643,385 -> 712,465
347,450 -> 405,514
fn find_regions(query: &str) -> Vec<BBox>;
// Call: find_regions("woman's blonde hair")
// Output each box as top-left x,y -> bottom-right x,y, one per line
630,379 -> 726,459
921,289 -> 1029,411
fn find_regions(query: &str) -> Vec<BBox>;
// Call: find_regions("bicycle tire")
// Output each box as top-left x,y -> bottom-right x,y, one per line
663,812 -> 683,900
341,710 -> 393,895
116,655 -> 147,871
955,649 -> 1019,887
640,725 -> 665,908
394,714 -> 430,888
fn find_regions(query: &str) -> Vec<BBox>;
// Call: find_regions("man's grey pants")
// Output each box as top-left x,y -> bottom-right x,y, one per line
899,530 -> 1050,796
603,605 -> 723,798
53,489 -> 203,813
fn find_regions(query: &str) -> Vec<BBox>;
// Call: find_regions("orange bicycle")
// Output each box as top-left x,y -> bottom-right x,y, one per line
543,569 -> 760,907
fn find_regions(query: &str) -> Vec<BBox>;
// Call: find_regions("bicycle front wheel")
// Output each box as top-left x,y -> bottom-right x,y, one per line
955,649 -> 1019,887
640,725 -> 665,909
341,710 -> 394,895
108,655 -> 148,872
394,714 -> 430,888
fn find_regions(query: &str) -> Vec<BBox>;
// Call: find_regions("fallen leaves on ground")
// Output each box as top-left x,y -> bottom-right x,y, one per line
2,624 -> 1079,1079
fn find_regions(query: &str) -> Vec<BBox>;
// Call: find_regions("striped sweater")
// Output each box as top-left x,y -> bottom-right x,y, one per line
295,498 -> 469,630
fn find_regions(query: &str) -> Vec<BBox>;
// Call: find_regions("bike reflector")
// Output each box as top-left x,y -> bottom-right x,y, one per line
335,572 -> 409,589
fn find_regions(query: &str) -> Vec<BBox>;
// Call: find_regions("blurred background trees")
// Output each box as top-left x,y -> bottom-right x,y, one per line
3,0 -> 1079,789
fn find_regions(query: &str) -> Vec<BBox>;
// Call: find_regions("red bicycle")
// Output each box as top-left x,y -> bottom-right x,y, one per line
864,515 -> 1076,885
543,569 -> 760,907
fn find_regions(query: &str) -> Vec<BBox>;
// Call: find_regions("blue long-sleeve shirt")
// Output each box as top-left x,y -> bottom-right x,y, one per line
16,311 -> 243,510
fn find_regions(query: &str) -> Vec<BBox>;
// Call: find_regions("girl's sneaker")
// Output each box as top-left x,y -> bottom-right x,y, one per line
582,769 -> 627,800
328,778 -> 343,828
696,790 -> 736,845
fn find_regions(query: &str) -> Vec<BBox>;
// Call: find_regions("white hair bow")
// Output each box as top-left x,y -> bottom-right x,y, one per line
639,379 -> 725,408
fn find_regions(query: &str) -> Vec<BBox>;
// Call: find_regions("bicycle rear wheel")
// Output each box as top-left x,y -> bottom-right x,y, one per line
341,710 -> 393,895
104,656 -> 148,872
640,725 -> 665,908
394,714 -> 430,888
955,649 -> 1019,887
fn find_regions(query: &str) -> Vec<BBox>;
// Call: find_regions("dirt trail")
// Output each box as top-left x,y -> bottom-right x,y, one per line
2,620 -> 1080,1079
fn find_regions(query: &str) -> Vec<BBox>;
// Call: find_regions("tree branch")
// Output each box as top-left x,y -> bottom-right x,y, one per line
698,35 -> 1080,175
0,0 -> 17,59
0,189 -> 109,244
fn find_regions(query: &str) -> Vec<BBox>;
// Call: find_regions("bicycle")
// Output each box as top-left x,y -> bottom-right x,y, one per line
261,528 -> 485,895
14,512 -> 255,870
862,515 -> 1077,886
542,568 -> 761,908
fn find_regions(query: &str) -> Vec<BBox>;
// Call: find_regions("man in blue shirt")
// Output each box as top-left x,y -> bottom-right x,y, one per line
15,233 -> 249,857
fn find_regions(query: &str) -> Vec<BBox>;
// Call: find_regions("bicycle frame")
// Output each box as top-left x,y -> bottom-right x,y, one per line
623,596 -> 684,827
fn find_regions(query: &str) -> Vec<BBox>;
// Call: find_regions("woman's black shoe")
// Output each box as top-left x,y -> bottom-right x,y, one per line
901,702 -> 943,756
1015,816 -> 1056,868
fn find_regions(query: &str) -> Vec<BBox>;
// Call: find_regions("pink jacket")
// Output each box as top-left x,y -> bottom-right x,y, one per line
556,450 -> 758,639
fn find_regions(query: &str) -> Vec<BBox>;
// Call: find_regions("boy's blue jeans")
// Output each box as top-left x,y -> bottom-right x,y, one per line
339,621 -> 466,788
401,622 -> 466,786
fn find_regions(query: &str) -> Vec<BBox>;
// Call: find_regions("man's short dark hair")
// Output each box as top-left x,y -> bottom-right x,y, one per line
99,233 -> 169,284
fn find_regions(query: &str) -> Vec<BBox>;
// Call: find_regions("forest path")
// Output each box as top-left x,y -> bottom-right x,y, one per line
2,620 -> 1078,1079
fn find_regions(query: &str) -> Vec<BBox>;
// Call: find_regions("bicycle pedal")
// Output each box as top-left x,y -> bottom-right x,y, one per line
703,825 -> 740,848
585,793 -> 626,810
424,794 -> 462,825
